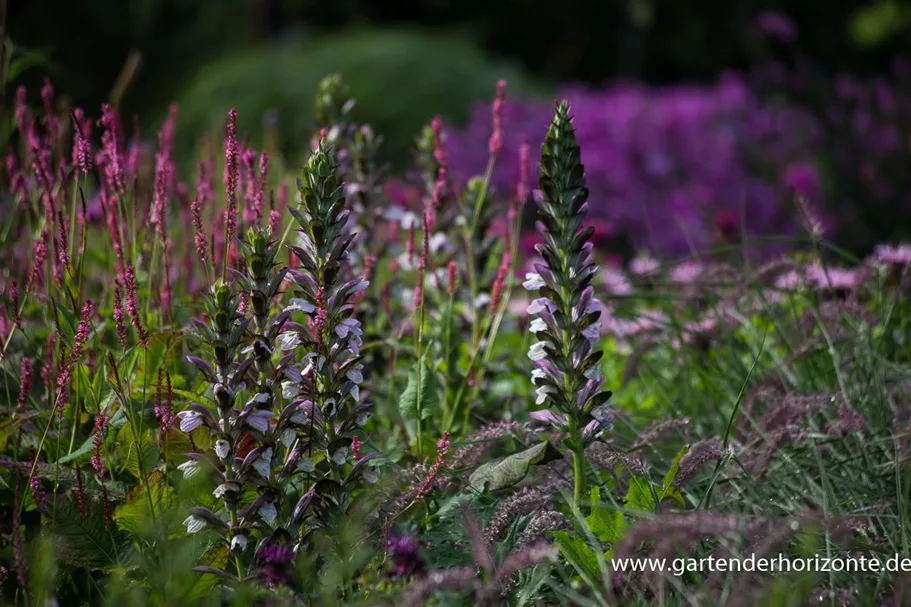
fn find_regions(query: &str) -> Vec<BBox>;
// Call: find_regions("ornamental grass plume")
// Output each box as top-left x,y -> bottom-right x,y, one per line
524,101 -> 613,508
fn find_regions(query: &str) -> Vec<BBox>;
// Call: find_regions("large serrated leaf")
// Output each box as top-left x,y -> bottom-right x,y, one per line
44,495 -> 126,572
468,440 -> 561,492
114,470 -> 175,534
553,530 -> 602,584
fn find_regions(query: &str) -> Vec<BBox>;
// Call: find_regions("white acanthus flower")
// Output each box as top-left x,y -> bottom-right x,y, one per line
258,501 -> 278,524
231,534 -> 248,552
283,297 -> 316,314
363,466 -> 379,484
332,447 -> 348,465
183,515 -> 206,534
356,412 -> 369,427
523,272 -> 546,290
529,318 -> 547,334
531,368 -> 547,384
213,482 -> 238,499
278,331 -> 302,351
214,439 -> 231,461
297,457 -> 315,473
528,341 -> 552,361
177,460 -> 202,479
535,385 -> 555,405
253,448 -> 273,478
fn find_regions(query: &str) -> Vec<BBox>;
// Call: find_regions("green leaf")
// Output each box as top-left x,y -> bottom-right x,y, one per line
57,434 -> 95,465
114,471 -> 175,534
398,356 -> 439,439
624,474 -> 658,513
468,440 -> 561,492
586,486 -> 626,544
553,530 -> 602,584
659,444 -> 689,506
45,495 -> 125,572
116,426 -> 160,479
183,545 -> 230,602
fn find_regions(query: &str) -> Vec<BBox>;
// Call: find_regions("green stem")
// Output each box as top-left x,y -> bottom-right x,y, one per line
572,430 -> 586,512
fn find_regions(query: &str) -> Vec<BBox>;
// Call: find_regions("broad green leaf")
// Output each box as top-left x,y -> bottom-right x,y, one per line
553,530 -> 602,583
586,486 -> 626,544
398,356 -> 438,439
624,474 -> 658,513
468,440 -> 560,492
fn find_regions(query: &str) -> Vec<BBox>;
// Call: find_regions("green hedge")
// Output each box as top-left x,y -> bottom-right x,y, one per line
172,28 -> 542,168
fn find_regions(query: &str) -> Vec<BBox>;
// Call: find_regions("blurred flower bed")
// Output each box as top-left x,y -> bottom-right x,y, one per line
446,62 -> 911,256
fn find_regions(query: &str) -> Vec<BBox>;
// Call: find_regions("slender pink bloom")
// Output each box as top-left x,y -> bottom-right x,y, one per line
447,261 -> 458,295
55,299 -> 95,405
25,229 -> 50,296
8,281 -> 19,325
100,104 -> 125,195
431,116 -> 446,170
241,148 -> 257,224
71,108 -> 93,175
124,266 -> 148,346
224,109 -> 240,257
191,197 -> 209,266
152,105 -> 179,236
91,412 -> 109,478
490,251 -> 512,311
254,151 -> 269,224
488,80 -> 507,156
113,286 -> 128,350
517,138 -> 531,205
14,86 -> 29,135
17,357 -> 32,409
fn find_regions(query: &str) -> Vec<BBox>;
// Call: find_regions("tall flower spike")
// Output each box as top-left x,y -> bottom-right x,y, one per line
286,138 -> 374,526
525,101 -> 613,507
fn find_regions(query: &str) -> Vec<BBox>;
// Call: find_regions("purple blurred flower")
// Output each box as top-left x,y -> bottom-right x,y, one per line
386,532 -> 426,577
446,76 -> 822,256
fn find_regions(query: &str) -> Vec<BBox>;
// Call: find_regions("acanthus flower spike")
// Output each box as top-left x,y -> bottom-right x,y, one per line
525,101 -> 613,508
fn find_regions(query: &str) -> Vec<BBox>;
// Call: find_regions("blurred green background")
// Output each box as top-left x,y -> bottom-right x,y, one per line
8,0 -> 909,166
